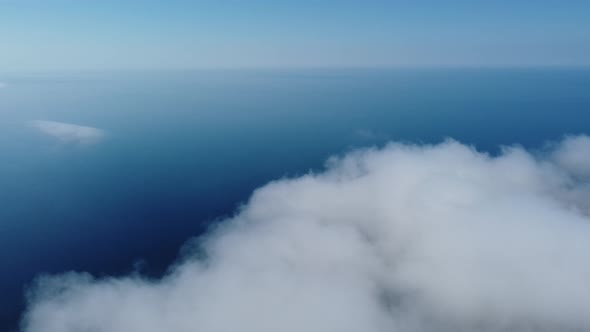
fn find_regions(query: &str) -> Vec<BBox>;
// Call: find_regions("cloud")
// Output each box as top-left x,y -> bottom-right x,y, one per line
21,136 -> 590,332
551,135 -> 590,179
31,120 -> 104,145
0,82 -> 7,89
355,128 -> 380,140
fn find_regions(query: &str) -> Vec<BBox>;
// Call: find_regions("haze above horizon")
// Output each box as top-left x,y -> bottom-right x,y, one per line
2,0 -> 589,72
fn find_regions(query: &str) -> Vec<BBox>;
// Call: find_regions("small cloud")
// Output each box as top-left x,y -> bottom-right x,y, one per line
354,129 -> 388,142
355,129 -> 377,140
0,82 -> 7,88
31,120 -> 105,145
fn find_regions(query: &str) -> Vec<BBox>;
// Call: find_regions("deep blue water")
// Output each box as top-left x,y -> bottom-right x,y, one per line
1,68 -> 590,330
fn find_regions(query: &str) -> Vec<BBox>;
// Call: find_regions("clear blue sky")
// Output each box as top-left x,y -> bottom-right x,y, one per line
1,0 -> 589,71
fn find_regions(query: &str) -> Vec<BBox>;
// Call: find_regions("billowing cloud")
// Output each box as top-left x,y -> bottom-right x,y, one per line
551,135 -> 590,178
31,120 -> 104,145
21,136 -> 590,332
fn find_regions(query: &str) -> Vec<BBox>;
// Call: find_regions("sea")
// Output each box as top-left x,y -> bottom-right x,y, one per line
1,68 -> 589,330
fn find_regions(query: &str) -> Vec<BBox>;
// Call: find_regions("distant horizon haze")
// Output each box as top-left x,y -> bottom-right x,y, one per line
2,1 -> 590,72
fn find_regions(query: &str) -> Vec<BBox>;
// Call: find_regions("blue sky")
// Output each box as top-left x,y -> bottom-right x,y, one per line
1,0 -> 589,71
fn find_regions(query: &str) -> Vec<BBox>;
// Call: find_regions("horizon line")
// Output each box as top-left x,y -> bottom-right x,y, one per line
2,64 -> 590,75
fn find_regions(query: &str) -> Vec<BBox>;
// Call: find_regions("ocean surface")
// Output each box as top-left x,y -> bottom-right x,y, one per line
1,68 -> 590,330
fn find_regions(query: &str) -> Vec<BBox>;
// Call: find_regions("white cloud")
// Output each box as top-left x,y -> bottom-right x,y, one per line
551,135 -> 590,178
31,120 -> 104,145
21,136 -> 590,332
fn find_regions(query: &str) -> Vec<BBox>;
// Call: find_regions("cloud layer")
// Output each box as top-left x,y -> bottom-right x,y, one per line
31,120 -> 104,145
21,137 -> 590,332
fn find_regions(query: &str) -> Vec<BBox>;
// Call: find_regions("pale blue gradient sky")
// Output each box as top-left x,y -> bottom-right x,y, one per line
1,0 -> 589,71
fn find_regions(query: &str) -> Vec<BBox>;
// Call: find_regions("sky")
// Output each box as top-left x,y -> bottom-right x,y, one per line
1,0 -> 589,72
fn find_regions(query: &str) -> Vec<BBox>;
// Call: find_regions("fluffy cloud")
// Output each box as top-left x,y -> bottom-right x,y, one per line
551,135 -> 590,179
31,120 -> 104,145
21,137 -> 590,332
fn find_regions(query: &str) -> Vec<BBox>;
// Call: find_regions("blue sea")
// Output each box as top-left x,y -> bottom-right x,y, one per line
1,68 -> 590,330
